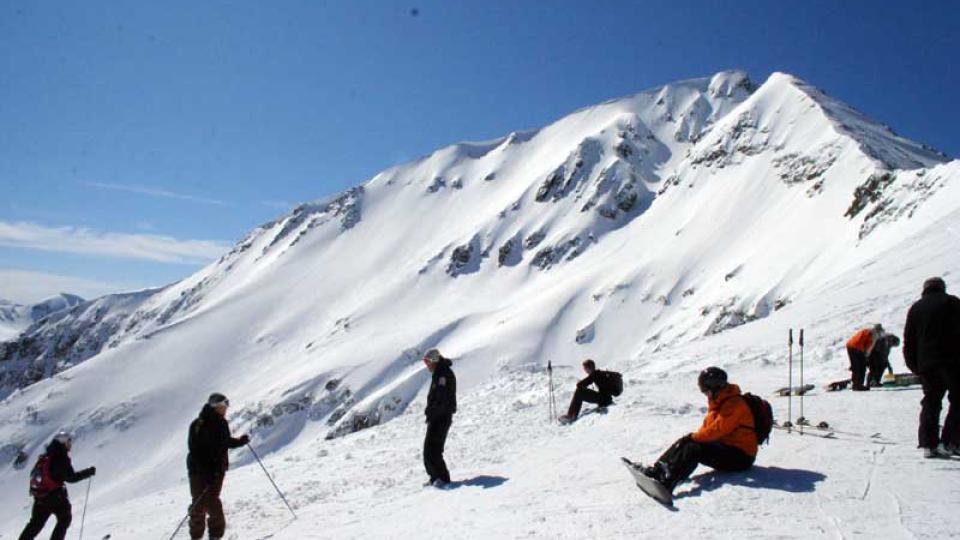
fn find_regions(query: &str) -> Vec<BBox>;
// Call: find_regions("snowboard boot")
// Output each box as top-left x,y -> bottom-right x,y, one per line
938,443 -> 959,457
431,478 -> 449,488
923,446 -> 951,459
642,461 -> 670,486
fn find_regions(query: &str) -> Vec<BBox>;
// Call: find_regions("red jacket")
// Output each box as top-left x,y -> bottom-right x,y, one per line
691,384 -> 758,457
846,328 -> 875,354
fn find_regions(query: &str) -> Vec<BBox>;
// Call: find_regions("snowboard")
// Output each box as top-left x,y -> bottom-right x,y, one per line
621,457 -> 673,507
774,384 -> 815,396
883,373 -> 920,387
825,379 -> 851,392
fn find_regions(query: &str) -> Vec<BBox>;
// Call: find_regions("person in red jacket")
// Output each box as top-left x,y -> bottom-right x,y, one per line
639,367 -> 757,494
847,325 -> 882,391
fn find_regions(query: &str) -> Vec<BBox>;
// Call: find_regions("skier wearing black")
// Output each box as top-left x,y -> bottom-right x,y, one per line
637,368 -> 757,494
904,277 -> 960,458
559,359 -> 620,422
19,432 -> 96,540
867,332 -> 900,387
423,348 -> 457,488
186,393 -> 249,540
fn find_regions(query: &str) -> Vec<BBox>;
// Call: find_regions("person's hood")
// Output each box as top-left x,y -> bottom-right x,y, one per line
708,383 -> 742,409
199,403 -> 220,420
922,287 -> 946,297
46,439 -> 68,457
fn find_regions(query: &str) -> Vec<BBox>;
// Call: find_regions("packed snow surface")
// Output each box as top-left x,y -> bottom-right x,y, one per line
1,71 -> 958,539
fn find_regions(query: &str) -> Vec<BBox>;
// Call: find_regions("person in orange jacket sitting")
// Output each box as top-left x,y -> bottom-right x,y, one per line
847,324 -> 883,391
640,367 -> 758,494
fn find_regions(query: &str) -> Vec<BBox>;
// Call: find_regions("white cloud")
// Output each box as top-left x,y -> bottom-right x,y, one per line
83,181 -> 229,206
0,221 -> 231,264
0,269 -> 129,304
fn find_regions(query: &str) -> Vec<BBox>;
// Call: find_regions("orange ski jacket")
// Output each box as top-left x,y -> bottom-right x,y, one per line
691,384 -> 758,457
846,328 -> 875,353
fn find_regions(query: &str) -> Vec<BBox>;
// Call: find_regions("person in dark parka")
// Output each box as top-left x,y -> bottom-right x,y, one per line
422,348 -> 457,488
19,432 -> 96,540
559,359 -> 619,422
904,277 -> 960,458
867,332 -> 900,387
186,393 -> 249,540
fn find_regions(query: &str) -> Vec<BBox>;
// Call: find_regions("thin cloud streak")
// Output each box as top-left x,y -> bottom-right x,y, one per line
83,181 -> 230,206
0,221 -> 231,264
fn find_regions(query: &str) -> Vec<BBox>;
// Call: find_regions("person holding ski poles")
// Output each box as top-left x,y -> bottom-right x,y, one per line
186,393 -> 249,540
18,431 -> 96,540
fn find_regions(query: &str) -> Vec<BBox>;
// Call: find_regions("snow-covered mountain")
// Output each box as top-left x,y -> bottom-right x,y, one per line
1,71 -> 958,538
0,293 -> 84,342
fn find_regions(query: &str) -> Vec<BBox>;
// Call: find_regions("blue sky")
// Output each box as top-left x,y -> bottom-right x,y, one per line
1,0 -> 957,303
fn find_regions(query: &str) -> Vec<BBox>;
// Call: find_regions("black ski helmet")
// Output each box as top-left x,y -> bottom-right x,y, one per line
698,367 -> 728,393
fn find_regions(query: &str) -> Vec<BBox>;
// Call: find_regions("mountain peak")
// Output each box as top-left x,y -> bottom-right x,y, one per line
765,72 -> 948,169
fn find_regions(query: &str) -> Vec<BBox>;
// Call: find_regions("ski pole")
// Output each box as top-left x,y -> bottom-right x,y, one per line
247,443 -> 297,519
787,329 -> 793,432
799,329 -> 804,435
547,361 -> 555,422
79,476 -> 92,540
551,364 -> 558,422
168,485 -> 209,540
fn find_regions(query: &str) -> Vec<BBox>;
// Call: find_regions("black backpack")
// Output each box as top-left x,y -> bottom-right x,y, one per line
740,393 -> 773,445
603,371 -> 624,396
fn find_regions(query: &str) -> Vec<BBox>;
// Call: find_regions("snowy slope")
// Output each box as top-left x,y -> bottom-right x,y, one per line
1,71 -> 958,539
0,294 -> 84,342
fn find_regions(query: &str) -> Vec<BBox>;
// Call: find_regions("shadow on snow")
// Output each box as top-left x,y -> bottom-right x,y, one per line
675,465 -> 827,500
448,475 -> 509,489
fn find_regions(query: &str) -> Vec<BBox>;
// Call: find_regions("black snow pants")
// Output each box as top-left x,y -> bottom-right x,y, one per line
656,436 -> 754,491
918,364 -> 960,449
847,347 -> 869,390
18,491 -> 72,540
424,414 -> 453,483
868,348 -> 893,386
189,473 -> 226,539
566,387 -> 613,418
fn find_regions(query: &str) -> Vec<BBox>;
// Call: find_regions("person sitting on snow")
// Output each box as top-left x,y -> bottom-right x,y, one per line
637,367 -> 757,495
559,359 -> 622,423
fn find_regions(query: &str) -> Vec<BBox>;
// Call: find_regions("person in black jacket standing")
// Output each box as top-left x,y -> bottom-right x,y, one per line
422,349 -> 457,488
19,431 -> 95,540
186,393 -> 249,539
559,359 -> 620,423
904,277 -> 960,458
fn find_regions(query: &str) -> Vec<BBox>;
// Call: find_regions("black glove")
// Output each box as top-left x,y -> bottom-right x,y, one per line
84,466 -> 97,477
238,434 -> 250,445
